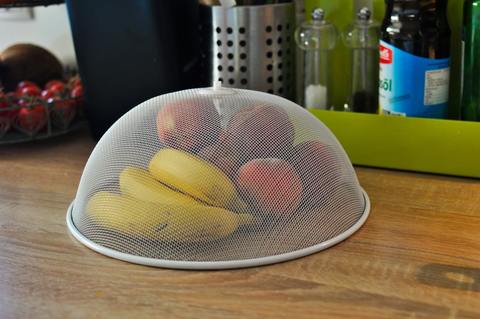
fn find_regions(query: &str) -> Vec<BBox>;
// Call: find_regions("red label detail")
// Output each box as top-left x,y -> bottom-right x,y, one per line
380,45 -> 393,64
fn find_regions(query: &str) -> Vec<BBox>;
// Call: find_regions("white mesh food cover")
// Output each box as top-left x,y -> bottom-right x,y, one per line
67,85 -> 370,270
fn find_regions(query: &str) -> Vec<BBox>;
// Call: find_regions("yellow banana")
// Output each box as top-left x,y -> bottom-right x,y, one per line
86,192 -> 253,242
119,167 -> 201,206
149,148 -> 237,208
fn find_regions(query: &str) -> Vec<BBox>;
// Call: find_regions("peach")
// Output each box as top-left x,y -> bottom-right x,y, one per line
226,104 -> 294,162
236,158 -> 303,215
288,141 -> 340,209
157,98 -> 221,153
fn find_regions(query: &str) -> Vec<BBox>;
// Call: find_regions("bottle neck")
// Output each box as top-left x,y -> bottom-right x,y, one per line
382,0 -> 451,58
383,0 -> 422,33
420,0 -> 449,20
383,0 -> 449,28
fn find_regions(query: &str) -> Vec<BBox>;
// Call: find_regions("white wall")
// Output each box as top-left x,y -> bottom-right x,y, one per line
0,4 -> 76,67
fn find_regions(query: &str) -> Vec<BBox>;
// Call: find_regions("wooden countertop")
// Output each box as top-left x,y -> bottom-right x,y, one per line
0,130 -> 479,319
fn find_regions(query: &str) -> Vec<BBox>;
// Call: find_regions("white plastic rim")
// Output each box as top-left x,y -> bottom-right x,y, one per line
66,189 -> 370,270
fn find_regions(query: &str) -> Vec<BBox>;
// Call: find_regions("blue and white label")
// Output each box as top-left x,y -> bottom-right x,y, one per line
379,40 -> 450,118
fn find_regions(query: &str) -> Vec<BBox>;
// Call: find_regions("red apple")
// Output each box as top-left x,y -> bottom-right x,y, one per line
226,104 -> 295,162
157,98 -> 221,153
236,158 -> 303,215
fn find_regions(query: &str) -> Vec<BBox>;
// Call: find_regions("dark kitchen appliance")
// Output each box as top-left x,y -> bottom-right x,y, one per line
66,0 -> 202,139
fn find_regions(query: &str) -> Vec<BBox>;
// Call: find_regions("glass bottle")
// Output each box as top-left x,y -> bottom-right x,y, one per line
379,0 -> 451,119
462,0 -> 480,121
344,7 -> 380,113
295,8 -> 337,109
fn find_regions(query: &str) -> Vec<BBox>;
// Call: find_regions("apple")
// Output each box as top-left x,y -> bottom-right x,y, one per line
236,158 -> 303,215
157,98 -> 221,153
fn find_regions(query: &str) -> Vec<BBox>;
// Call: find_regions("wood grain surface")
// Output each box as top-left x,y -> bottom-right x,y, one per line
0,129 -> 479,319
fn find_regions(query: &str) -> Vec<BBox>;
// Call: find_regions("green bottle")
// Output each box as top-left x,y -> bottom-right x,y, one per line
462,0 -> 480,121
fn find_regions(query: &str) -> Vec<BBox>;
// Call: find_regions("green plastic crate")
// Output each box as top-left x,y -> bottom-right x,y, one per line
311,110 -> 480,178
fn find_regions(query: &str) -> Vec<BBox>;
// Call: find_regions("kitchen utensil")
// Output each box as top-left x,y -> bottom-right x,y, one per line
343,7 -> 380,113
66,83 -> 370,270
198,2 -> 295,99
295,8 -> 338,109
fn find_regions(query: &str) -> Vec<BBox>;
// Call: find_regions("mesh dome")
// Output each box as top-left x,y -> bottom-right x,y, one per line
67,86 -> 369,270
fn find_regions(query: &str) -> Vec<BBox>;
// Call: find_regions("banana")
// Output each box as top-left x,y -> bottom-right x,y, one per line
86,192 -> 254,242
149,148 -> 237,208
119,167 -> 201,206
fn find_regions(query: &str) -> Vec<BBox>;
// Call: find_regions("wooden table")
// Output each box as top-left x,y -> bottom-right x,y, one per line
0,130 -> 479,319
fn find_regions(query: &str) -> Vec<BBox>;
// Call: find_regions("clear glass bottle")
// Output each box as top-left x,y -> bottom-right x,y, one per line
344,7 -> 380,113
295,8 -> 337,109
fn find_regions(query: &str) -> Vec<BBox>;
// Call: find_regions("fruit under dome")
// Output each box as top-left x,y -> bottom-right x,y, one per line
67,87 -> 369,269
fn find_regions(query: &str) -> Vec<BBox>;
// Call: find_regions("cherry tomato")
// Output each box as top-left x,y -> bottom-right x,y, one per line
69,76 -> 82,88
45,80 -> 65,90
54,98 -> 76,111
16,101 -> 47,133
41,89 -> 55,100
16,81 -> 38,91
0,92 -> 19,119
0,92 -> 9,131
19,85 -> 41,97
5,92 -> 19,104
0,91 -> 6,105
5,92 -> 18,100
50,96 -> 76,128
70,84 -> 84,99
48,83 -> 67,96
0,92 -> 9,118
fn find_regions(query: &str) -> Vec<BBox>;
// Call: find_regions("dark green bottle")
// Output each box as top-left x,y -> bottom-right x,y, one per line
462,0 -> 480,121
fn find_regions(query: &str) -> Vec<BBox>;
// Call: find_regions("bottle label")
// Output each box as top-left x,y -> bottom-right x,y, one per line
379,41 -> 450,118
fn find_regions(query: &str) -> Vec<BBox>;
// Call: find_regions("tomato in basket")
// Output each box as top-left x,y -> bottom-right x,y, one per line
50,96 -> 76,127
45,80 -> 65,90
48,82 -> 67,96
0,92 -> 19,119
70,84 -> 83,99
16,98 -> 47,133
18,85 -> 41,97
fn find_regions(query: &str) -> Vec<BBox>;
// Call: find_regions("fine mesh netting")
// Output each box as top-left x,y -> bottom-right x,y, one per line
69,87 -> 368,267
